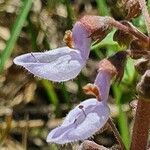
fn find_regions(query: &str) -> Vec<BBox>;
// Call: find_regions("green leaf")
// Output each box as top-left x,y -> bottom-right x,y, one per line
41,80 -> 59,107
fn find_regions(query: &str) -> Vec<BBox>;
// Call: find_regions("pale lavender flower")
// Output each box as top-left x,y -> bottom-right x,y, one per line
13,21 -> 91,82
46,98 -> 110,144
46,70 -> 112,144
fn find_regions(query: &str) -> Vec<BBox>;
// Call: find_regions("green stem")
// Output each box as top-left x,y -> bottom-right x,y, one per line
64,0 -> 74,28
0,0 -> 33,72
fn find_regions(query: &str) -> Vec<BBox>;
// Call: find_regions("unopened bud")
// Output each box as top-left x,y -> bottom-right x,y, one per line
108,51 -> 128,82
108,0 -> 141,20
125,0 -> 141,20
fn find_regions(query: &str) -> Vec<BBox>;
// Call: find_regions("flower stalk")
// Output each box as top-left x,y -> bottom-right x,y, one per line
131,70 -> 150,150
130,98 -> 150,150
108,18 -> 149,43
130,0 -> 150,146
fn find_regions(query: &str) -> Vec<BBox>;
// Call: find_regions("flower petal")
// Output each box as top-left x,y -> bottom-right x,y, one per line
46,98 -> 110,144
72,21 -> 91,60
94,71 -> 111,102
14,47 -> 85,82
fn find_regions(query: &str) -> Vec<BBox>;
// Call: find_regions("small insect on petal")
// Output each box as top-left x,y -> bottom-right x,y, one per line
14,47 -> 85,82
46,98 -> 110,144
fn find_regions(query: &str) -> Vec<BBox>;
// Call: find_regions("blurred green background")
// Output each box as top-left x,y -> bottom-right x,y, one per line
0,0 -> 148,149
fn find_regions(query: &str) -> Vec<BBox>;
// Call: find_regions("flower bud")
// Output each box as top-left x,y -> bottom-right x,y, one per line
125,0 -> 141,20
107,0 -> 141,20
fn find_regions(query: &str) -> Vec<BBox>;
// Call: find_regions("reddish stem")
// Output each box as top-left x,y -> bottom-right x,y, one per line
109,18 -> 148,43
130,99 -> 150,150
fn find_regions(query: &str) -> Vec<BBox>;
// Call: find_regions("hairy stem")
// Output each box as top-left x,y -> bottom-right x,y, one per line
108,18 -> 148,43
138,0 -> 150,36
130,98 -> 150,150
108,118 -> 126,150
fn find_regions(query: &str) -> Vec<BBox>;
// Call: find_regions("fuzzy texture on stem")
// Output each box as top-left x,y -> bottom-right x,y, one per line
130,98 -> 150,150
138,0 -> 150,36
131,70 -> 150,149
109,18 -> 148,43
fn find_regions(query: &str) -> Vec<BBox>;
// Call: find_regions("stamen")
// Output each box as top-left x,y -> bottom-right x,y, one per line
83,83 -> 101,101
63,30 -> 74,48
